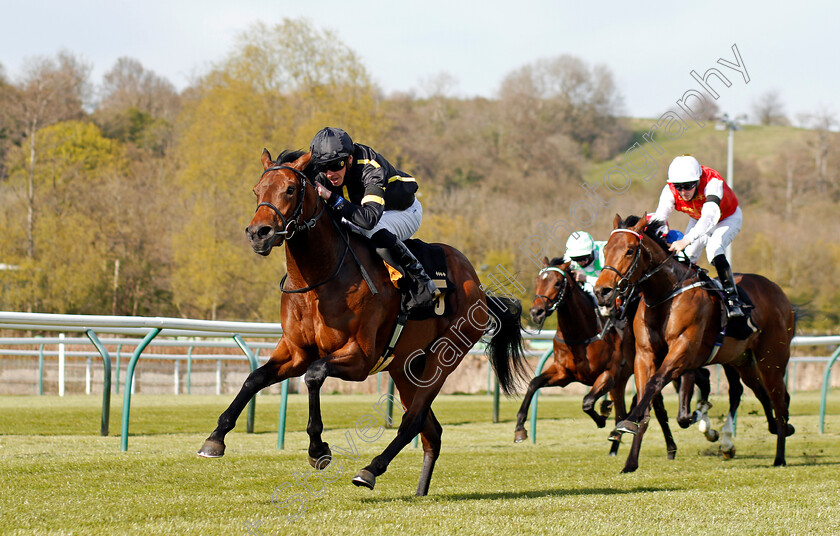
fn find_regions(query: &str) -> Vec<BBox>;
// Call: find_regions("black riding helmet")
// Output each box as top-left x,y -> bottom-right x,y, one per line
310,127 -> 354,167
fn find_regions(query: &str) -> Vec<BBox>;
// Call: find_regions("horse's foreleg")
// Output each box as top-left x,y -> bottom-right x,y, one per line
606,382 -> 629,456
622,404 -> 651,473
303,358 -> 335,469
582,371 -> 616,429
651,393 -> 677,460
198,340 -> 300,458
676,370 -> 696,429
513,370 -> 553,442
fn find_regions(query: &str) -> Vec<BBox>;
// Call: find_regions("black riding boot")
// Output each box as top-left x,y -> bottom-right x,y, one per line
712,254 -> 744,318
371,230 -> 439,309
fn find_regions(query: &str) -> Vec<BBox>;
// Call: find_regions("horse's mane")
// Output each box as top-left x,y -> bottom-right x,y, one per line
548,257 -> 565,267
619,215 -> 671,254
275,149 -> 306,165
274,149 -> 319,181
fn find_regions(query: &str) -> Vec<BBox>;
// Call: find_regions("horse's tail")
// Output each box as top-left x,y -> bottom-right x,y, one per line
792,301 -> 813,335
485,295 -> 529,396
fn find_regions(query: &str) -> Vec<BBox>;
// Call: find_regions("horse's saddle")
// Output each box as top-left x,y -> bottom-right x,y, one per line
392,239 -> 453,321
697,270 -> 756,341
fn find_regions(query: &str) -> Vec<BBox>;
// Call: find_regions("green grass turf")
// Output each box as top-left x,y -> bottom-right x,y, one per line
1,391 -> 838,535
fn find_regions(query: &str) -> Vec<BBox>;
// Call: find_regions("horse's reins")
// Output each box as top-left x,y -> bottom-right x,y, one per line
257,164 -> 377,295
601,228 -> 701,311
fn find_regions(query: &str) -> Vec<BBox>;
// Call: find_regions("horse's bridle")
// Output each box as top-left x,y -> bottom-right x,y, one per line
256,165 -> 326,243
536,265 -> 615,346
534,266 -> 570,316
256,163 -> 379,295
601,228 -> 689,315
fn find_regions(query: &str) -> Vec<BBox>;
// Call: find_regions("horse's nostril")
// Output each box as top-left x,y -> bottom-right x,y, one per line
256,226 -> 273,239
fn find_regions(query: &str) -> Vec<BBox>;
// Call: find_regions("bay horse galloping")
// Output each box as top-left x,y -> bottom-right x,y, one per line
197,150 -> 527,496
594,215 -> 795,473
515,257 -> 677,459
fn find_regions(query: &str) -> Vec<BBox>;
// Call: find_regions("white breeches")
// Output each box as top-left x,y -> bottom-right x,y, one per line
345,198 -> 423,241
684,206 -> 743,263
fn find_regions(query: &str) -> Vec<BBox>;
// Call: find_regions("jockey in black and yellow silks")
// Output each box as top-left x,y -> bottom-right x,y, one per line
310,127 -> 439,310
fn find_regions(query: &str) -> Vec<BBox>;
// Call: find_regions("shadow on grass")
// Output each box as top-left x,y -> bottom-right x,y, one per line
361,486 -> 668,503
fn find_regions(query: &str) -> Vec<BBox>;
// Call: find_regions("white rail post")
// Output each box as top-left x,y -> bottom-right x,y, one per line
174,359 -> 180,395
58,333 -> 65,396
85,356 -> 92,395
216,359 -> 222,395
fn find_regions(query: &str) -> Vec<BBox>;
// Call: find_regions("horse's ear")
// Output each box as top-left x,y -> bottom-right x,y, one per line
559,260 -> 572,271
632,216 -> 647,233
613,214 -> 622,228
541,256 -> 550,267
292,150 -> 312,170
261,149 -> 273,170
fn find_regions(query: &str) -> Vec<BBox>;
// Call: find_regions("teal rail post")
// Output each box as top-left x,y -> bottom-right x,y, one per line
386,376 -> 395,426
232,335 -> 259,434
529,347 -> 555,443
492,375 -> 500,423
819,345 -> 840,434
120,329 -> 160,451
38,343 -> 45,395
277,378 -> 289,449
186,346 -> 193,394
115,344 -> 122,394
84,329 -> 112,436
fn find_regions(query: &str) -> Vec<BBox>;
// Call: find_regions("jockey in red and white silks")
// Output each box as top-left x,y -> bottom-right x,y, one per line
649,155 -> 745,318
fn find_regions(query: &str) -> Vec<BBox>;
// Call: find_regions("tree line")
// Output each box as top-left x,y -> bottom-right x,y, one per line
0,18 -> 838,331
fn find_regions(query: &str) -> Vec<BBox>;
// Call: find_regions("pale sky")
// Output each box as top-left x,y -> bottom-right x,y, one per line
1,0 -> 837,122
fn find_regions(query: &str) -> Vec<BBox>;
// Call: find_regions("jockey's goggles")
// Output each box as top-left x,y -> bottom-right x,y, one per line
570,254 -> 594,267
317,158 -> 347,172
673,181 -> 699,191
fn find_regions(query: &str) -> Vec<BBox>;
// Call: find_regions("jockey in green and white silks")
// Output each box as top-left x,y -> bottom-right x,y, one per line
563,231 -> 606,301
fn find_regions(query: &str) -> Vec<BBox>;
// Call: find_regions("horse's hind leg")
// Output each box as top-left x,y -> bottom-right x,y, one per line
719,364 -> 744,458
416,408 -> 443,497
198,340 -> 299,457
693,367 -> 718,441
352,357 -> 449,493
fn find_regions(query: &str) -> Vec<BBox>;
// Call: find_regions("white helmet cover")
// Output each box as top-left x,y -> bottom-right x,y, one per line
667,155 -> 702,184
565,231 -> 595,258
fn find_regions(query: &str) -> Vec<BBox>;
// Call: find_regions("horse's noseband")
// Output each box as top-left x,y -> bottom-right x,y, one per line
256,165 -> 324,242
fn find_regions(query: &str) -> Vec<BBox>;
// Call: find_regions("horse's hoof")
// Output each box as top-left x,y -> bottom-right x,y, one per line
786,424 -> 795,437
608,430 -> 623,442
352,469 -> 376,490
705,429 -> 720,442
197,439 -> 225,458
615,420 -> 639,436
621,464 -> 638,474
308,445 -> 332,470
514,429 -> 528,443
599,400 -> 613,418
667,449 -> 677,461
595,418 -> 606,429
721,447 -> 735,460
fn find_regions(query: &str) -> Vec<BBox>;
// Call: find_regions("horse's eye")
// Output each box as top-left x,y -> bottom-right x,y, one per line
286,186 -> 296,196
625,248 -> 634,256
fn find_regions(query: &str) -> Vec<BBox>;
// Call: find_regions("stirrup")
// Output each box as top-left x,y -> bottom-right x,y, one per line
725,298 -> 745,318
